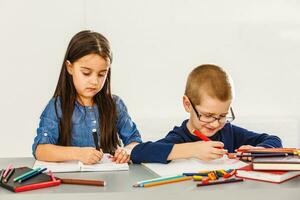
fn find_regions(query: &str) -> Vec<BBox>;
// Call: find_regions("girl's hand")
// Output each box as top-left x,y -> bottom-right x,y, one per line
236,145 -> 265,161
77,147 -> 103,165
192,141 -> 227,161
112,148 -> 130,164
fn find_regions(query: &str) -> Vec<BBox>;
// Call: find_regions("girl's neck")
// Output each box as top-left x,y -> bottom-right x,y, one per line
76,96 -> 94,106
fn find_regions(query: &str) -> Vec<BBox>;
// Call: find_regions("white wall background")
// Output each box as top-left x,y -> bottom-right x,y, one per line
0,0 -> 299,158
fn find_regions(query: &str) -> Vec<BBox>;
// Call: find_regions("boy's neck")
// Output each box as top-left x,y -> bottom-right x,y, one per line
186,119 -> 196,135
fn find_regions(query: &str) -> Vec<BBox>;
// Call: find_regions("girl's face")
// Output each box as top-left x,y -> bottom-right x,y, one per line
184,93 -> 232,137
66,53 -> 110,106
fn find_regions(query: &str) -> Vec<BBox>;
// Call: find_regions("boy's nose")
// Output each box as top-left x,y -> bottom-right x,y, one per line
209,120 -> 220,127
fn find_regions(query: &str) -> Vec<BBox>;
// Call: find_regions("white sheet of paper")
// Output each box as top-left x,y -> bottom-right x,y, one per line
33,153 -> 129,172
80,154 -> 129,171
142,156 -> 248,176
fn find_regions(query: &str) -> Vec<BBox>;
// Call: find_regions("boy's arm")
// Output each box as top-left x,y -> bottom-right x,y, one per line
231,124 -> 283,149
131,132 -> 185,164
131,138 -> 226,163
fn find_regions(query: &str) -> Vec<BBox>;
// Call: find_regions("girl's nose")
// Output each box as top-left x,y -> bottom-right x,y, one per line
90,76 -> 99,85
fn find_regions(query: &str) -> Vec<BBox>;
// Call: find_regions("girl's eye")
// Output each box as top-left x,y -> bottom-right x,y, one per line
82,72 -> 90,76
98,73 -> 106,77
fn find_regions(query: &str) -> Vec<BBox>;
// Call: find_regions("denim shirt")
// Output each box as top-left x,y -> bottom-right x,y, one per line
32,95 -> 142,156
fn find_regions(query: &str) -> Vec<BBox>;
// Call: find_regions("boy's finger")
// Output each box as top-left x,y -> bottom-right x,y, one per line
210,141 -> 225,148
212,148 -> 227,155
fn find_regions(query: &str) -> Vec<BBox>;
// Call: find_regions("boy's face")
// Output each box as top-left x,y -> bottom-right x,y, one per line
183,93 -> 232,137
66,53 -> 110,106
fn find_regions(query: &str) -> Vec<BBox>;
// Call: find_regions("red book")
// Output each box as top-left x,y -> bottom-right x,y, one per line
236,164 -> 300,184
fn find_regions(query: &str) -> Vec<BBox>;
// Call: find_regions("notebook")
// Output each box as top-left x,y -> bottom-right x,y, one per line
0,167 -> 60,192
33,154 -> 129,173
252,156 -> 300,171
142,156 -> 248,176
236,164 -> 300,183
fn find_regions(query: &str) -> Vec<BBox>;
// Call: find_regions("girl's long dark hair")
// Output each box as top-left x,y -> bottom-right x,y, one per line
53,30 -> 120,154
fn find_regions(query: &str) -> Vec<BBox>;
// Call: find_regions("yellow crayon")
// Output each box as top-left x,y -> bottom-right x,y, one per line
193,175 -> 203,181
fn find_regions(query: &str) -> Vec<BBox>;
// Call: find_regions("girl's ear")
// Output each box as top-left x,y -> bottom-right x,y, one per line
182,95 -> 192,113
66,60 -> 73,75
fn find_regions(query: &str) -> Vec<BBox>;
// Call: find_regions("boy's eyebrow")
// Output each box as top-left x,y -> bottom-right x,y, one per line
202,111 -> 229,116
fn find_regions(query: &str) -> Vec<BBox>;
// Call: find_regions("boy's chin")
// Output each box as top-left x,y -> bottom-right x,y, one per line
202,129 -> 218,137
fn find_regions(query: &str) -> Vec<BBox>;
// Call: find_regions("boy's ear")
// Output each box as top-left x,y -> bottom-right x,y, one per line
66,60 -> 73,75
182,95 -> 192,113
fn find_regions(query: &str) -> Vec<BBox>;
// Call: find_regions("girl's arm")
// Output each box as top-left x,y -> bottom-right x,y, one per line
35,144 -> 103,164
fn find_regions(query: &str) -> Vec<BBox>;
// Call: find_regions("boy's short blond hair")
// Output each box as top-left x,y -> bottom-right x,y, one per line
185,64 -> 232,105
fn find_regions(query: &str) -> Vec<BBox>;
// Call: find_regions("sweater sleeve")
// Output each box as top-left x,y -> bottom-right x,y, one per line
231,124 -> 283,149
131,130 -> 186,164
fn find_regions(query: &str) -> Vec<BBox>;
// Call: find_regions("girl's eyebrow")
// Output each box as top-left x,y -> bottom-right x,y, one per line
80,67 -> 108,73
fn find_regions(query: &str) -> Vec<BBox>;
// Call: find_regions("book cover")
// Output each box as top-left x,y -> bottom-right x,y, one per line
252,156 -> 300,171
0,167 -> 60,192
236,164 -> 300,183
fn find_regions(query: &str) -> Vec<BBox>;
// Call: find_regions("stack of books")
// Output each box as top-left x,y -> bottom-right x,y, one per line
236,148 -> 300,183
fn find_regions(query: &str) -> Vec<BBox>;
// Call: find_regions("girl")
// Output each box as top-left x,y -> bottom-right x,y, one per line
32,30 -> 141,164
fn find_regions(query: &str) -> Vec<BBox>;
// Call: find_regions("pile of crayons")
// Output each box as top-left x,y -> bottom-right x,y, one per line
133,169 -> 243,188
183,169 -> 243,186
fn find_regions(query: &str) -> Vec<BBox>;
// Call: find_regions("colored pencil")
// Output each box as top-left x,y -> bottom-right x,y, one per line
138,176 -> 192,188
60,178 -> 106,186
3,168 -> 15,183
235,153 -> 288,158
133,175 -> 184,187
18,168 -> 47,183
183,173 -> 209,176
0,169 -> 5,181
14,167 -> 41,182
2,164 -> 13,178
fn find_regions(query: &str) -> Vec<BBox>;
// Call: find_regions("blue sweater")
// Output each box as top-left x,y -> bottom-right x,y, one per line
131,120 -> 282,164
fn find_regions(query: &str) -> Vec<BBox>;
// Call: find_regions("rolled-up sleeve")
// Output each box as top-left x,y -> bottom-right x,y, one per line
32,99 -> 60,157
114,96 -> 142,146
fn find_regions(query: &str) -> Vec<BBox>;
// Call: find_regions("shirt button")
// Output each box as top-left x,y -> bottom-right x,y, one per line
93,120 -> 97,124
43,133 -> 48,137
92,128 -> 97,132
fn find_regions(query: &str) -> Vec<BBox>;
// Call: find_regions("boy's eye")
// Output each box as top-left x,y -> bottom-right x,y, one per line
82,72 -> 90,76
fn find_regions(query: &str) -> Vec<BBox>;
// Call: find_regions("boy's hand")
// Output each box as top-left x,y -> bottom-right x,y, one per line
192,141 -> 227,161
76,147 -> 103,165
111,148 -> 130,164
236,145 -> 265,161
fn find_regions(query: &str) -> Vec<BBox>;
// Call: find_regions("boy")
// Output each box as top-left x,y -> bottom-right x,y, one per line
131,64 -> 282,163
